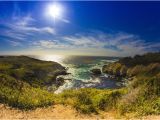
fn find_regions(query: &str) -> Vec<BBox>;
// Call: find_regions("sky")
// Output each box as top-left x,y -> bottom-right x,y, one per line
0,1 -> 160,56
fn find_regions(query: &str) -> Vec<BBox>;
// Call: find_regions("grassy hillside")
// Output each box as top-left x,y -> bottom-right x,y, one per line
102,52 -> 160,77
0,54 -> 159,117
0,56 -> 66,109
0,56 -> 66,87
53,52 -> 160,115
101,52 -> 160,116
56,88 -> 127,114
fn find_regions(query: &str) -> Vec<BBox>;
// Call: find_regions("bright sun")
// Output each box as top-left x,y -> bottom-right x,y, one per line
46,3 -> 63,21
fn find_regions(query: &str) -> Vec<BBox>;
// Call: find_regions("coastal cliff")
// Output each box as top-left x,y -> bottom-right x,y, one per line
0,56 -> 67,109
102,52 -> 160,77
0,53 -> 159,117
101,52 -> 160,115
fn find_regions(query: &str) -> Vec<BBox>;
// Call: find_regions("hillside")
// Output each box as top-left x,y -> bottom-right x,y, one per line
102,52 -> 160,115
0,56 -> 67,86
0,53 -> 159,118
102,52 -> 160,77
0,56 -> 67,109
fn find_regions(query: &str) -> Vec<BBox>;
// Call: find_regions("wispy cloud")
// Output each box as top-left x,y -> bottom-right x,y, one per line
7,15 -> 56,35
62,32 -> 157,56
0,4 -> 159,56
33,40 -> 57,49
7,40 -> 22,47
31,31 -> 159,56
60,18 -> 70,23
33,39 -> 68,49
0,14 -> 56,47
13,14 -> 35,26
13,25 -> 55,35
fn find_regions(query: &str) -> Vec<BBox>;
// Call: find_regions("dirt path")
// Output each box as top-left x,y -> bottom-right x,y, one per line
0,104 -> 159,120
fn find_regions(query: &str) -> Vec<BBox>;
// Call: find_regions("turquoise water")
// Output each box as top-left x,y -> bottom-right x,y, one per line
60,56 -> 117,81
33,55 -> 122,93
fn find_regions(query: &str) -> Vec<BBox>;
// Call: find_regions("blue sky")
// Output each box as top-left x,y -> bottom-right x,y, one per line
0,1 -> 160,56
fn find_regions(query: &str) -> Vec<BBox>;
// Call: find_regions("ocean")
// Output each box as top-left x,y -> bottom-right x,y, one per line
32,55 -> 123,93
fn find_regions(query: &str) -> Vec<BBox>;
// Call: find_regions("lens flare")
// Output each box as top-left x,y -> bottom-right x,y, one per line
46,3 -> 63,22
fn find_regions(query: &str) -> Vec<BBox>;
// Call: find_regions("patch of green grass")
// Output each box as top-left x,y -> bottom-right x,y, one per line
0,85 -> 55,110
117,73 -> 160,116
102,52 -> 160,116
0,54 -> 160,117
0,56 -> 65,87
0,74 -> 55,110
0,56 -> 66,110
56,88 -> 127,114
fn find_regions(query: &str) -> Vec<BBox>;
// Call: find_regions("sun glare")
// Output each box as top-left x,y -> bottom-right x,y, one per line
46,3 -> 63,21
43,55 -> 63,63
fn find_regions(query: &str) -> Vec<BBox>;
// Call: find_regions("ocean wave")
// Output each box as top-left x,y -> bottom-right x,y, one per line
54,76 -> 122,94
54,78 -> 101,94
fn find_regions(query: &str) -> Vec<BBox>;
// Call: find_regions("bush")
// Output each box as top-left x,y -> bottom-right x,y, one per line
0,73 -> 55,110
57,88 -> 126,114
117,72 -> 160,116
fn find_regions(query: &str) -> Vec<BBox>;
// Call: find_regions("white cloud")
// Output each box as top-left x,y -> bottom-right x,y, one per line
33,40 -> 57,48
7,40 -> 22,46
15,25 -> 55,35
30,31 -> 159,56
60,18 -> 70,23
0,15 -> 56,46
54,32 -> 160,56
0,12 -> 159,56
9,15 -> 56,35
40,27 -> 55,34
33,39 -> 69,49
2,30 -> 27,41
14,15 -> 35,26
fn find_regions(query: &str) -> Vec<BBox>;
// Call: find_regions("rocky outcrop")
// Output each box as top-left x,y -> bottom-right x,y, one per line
102,63 -> 127,77
56,77 -> 65,86
0,56 -> 68,87
90,68 -> 101,75
102,53 -> 160,78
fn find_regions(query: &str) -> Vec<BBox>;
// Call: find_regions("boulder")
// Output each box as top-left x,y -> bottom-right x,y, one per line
56,77 -> 65,86
54,70 -> 71,76
91,68 -> 101,75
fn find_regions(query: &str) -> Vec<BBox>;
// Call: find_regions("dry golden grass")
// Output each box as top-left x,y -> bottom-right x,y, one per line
0,103 -> 160,120
0,103 -> 114,119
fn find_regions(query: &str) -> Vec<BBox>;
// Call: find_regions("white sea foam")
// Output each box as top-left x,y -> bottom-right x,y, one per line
32,55 -> 121,93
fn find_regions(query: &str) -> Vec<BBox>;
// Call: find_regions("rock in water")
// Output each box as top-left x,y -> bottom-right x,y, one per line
91,69 -> 101,75
56,77 -> 65,86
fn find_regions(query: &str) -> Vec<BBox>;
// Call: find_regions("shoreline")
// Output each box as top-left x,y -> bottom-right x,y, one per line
54,73 -> 123,94
0,53 -> 159,118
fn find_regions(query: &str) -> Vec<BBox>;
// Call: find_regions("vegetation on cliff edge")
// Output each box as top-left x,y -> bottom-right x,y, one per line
0,53 -> 159,116
102,52 -> 160,116
0,56 -> 65,109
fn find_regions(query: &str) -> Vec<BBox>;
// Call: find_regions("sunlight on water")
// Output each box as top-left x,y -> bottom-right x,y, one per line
39,55 -> 64,63
32,55 -> 121,93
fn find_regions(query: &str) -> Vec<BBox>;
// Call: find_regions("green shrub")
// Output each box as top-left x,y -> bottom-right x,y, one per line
0,73 -> 55,110
117,72 -> 160,116
0,63 -> 12,71
57,88 -> 126,114
17,87 -> 55,109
